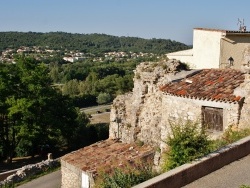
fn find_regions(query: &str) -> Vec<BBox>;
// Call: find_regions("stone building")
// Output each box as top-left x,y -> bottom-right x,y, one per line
61,139 -> 154,188
167,28 -> 250,69
109,59 -> 250,151
61,59 -> 250,187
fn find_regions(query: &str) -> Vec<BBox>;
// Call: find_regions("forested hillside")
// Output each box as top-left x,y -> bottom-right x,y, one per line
0,32 -> 190,54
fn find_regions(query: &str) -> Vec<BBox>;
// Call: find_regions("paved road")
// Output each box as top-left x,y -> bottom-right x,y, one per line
17,170 -> 61,188
183,154 -> 250,188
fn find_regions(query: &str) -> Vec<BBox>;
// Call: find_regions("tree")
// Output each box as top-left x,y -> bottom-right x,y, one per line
0,57 -> 83,163
97,92 -> 111,105
62,79 -> 80,96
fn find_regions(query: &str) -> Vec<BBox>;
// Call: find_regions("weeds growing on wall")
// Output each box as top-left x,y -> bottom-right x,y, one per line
211,126 -> 250,149
95,160 -> 157,188
162,120 -> 250,172
162,120 -> 213,171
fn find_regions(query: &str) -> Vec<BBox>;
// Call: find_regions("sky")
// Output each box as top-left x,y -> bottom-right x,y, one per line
1,0 -> 250,45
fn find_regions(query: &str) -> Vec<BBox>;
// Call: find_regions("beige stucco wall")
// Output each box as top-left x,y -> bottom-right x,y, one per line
160,95 -> 239,150
167,49 -> 194,68
220,35 -> 250,69
193,29 -> 222,69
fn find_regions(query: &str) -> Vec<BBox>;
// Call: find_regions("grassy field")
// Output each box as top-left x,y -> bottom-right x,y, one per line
81,104 -> 111,124
89,112 -> 110,124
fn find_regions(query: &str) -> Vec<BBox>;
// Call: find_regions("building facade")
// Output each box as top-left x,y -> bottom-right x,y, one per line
167,28 -> 250,69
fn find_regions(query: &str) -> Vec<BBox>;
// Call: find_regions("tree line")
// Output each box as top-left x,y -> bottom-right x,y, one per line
0,32 -> 190,54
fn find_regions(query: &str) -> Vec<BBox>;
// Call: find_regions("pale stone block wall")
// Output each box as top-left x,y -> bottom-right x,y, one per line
61,160 -> 82,188
236,74 -> 250,129
160,95 -> 239,150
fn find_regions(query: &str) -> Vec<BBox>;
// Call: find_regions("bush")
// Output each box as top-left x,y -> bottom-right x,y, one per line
97,92 -> 112,105
162,120 -> 213,171
95,160 -> 157,188
211,126 -> 250,150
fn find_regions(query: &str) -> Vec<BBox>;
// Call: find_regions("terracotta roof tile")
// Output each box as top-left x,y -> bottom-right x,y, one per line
61,139 -> 154,177
160,69 -> 245,103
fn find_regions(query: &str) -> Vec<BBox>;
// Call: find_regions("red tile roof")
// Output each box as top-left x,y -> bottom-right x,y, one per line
61,139 -> 154,177
159,69 -> 245,103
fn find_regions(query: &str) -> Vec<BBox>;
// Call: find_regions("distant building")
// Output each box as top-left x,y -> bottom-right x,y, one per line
63,56 -> 85,62
167,28 -> 250,69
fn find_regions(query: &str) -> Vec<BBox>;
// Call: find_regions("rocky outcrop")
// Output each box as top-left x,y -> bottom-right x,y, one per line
109,59 -> 189,147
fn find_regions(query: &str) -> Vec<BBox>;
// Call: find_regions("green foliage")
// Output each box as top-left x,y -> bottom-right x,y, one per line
240,185 -> 250,188
97,93 -> 112,105
15,164 -> 61,187
69,111 -> 109,150
0,32 -> 190,54
62,79 -> 80,96
0,57 -> 89,162
72,94 -> 97,108
162,120 -> 213,171
211,126 -> 250,149
96,161 -> 156,188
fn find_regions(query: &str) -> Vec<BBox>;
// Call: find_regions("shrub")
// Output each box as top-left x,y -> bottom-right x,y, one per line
162,120 -> 213,171
95,160 -> 157,188
97,92 -> 112,105
211,126 -> 250,149
240,185 -> 250,188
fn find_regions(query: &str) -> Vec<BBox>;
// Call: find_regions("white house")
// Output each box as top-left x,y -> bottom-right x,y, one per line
167,28 -> 250,69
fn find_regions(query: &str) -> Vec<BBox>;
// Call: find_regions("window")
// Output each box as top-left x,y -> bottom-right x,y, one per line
202,106 -> 223,131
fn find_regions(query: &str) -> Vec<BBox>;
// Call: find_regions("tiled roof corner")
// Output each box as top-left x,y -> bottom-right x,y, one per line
61,139 -> 154,177
160,69 -> 245,103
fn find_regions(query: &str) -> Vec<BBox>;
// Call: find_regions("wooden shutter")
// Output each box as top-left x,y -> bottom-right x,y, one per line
202,107 -> 223,131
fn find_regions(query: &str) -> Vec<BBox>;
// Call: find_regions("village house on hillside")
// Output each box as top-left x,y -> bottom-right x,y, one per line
167,27 -> 250,69
109,60 -> 250,149
61,27 -> 250,188
61,60 -> 250,188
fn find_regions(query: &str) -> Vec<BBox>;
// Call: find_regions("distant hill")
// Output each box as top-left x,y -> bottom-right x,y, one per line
0,32 -> 190,54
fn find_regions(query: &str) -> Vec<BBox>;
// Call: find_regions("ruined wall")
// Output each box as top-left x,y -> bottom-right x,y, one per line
235,74 -> 250,129
109,60 -> 188,147
110,59 -> 248,152
160,95 -> 239,150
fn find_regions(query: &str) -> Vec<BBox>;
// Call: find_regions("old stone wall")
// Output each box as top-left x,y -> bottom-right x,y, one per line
0,159 -> 60,187
109,60 -> 187,146
110,59 -> 246,153
235,74 -> 250,129
160,95 -> 239,150
61,160 -> 82,188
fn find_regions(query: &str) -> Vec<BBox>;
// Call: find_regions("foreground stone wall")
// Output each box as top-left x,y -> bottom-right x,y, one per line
61,160 -> 82,188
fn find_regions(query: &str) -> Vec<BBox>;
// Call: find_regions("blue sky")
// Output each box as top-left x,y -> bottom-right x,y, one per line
1,0 -> 250,45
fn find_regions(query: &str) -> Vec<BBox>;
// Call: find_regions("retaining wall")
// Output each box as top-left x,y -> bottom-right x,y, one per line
133,135 -> 250,188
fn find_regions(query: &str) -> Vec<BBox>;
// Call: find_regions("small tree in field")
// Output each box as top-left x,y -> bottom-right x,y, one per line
97,92 -> 111,105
